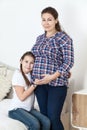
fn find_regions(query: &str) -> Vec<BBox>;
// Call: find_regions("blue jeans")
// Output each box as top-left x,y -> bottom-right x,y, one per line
8,108 -> 50,130
35,84 -> 67,130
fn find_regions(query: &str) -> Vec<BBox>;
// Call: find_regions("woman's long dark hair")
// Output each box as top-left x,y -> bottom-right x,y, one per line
20,51 -> 35,86
41,6 -> 62,32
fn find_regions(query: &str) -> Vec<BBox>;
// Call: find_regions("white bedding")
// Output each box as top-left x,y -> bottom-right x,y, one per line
0,99 -> 27,130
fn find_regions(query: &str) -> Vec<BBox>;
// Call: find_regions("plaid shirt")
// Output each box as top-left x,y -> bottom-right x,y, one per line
31,31 -> 74,86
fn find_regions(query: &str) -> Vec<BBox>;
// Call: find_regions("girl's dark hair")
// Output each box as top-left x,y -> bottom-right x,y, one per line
41,7 -> 62,32
20,51 -> 35,86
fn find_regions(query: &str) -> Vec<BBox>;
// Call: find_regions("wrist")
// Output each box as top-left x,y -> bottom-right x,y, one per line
51,72 -> 60,80
32,83 -> 37,88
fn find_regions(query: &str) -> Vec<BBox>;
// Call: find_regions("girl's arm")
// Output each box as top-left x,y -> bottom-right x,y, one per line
14,84 -> 37,101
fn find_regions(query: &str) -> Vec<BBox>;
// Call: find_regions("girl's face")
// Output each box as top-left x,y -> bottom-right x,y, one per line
20,55 -> 34,74
41,13 -> 57,32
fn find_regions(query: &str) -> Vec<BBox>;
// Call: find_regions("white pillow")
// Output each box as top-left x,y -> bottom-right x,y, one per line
6,68 -> 14,81
0,66 -> 7,76
0,99 -> 27,130
0,76 -> 12,101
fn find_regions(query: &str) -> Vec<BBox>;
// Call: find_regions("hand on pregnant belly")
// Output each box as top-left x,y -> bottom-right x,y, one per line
34,74 -> 53,85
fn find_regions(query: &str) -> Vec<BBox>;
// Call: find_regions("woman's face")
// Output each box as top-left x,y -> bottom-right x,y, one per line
20,55 -> 34,74
41,13 -> 57,32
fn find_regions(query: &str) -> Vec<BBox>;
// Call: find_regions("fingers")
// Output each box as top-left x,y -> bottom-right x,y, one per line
34,79 -> 41,85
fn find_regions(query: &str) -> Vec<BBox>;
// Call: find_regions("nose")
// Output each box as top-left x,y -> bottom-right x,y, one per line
45,20 -> 49,24
29,64 -> 31,67
27,63 -> 30,68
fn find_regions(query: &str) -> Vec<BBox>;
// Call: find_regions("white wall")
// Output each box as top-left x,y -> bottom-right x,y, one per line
0,0 -> 87,90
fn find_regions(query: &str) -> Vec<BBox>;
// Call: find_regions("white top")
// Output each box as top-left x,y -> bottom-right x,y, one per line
9,69 -> 35,111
